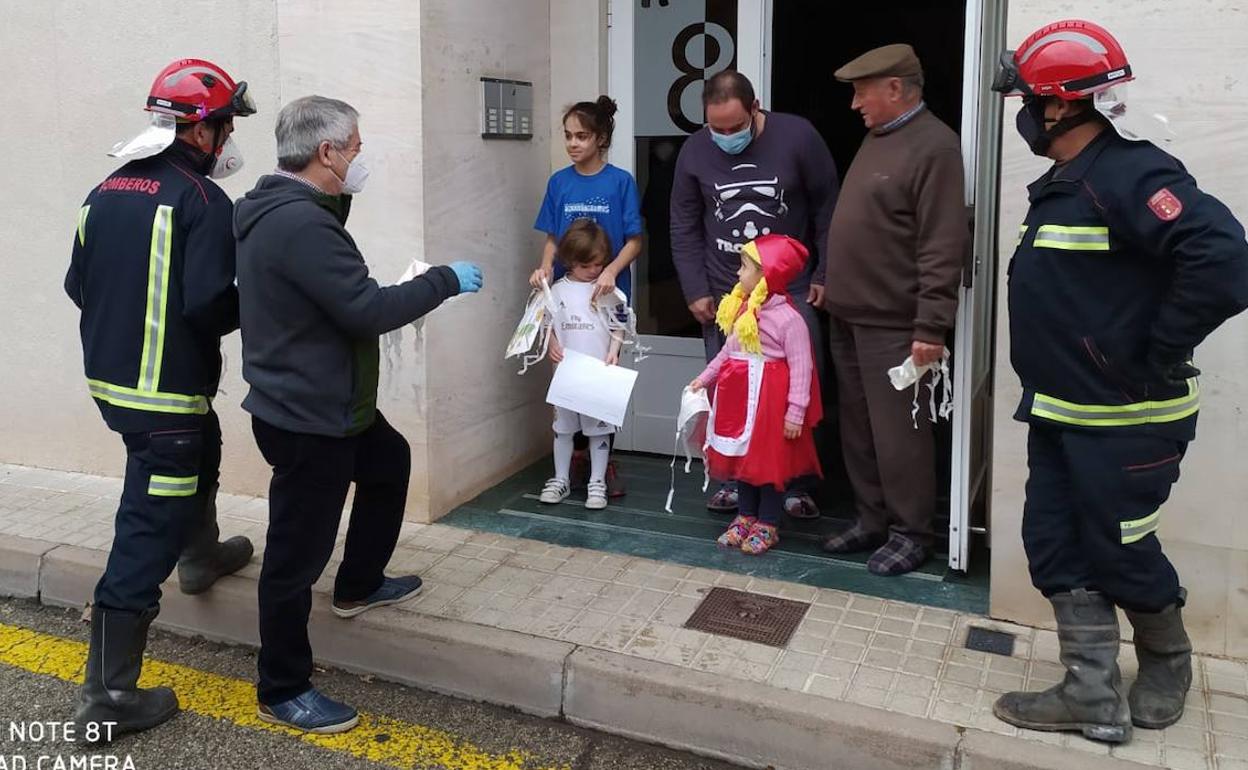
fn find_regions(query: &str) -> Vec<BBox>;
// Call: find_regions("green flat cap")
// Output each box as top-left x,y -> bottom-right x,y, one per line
834,43 -> 923,83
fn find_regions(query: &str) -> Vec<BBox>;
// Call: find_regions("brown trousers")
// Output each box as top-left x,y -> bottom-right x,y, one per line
826,318 -> 936,547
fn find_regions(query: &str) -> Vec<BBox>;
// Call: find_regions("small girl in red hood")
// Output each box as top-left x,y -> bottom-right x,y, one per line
690,234 -> 823,555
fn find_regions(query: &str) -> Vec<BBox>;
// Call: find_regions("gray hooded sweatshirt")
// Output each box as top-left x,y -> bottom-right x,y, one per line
234,174 -> 459,437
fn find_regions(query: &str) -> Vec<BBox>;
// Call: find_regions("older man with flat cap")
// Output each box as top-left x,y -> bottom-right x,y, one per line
820,44 -> 967,576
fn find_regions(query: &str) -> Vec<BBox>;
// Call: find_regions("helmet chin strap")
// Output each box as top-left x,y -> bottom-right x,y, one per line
1023,97 -> 1099,156
1045,108 -> 1099,142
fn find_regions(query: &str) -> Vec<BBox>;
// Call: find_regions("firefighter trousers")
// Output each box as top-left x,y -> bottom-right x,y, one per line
94,411 -> 222,612
1022,424 -> 1185,614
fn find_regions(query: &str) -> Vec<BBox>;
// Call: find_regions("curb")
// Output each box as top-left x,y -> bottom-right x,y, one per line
4,540 -> 1159,770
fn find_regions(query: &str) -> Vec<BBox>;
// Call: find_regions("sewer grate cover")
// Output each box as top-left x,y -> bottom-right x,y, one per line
965,626 -> 1016,657
683,587 -> 811,648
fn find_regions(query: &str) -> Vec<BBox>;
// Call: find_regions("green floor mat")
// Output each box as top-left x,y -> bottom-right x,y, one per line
441,453 -> 989,614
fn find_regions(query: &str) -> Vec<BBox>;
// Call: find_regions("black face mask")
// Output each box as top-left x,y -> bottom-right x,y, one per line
1015,98 -> 1054,156
1016,97 -> 1099,157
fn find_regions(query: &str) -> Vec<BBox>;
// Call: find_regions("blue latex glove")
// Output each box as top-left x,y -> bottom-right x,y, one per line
448,261 -> 483,294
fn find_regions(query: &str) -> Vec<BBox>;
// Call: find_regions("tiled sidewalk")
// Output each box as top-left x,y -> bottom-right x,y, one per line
2,462 -> 1247,770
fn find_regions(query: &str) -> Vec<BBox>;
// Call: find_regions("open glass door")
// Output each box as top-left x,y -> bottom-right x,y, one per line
948,0 -> 1007,571
609,0 -> 770,453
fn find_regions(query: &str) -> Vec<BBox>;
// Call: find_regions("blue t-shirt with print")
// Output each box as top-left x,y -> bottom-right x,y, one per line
534,163 -> 642,298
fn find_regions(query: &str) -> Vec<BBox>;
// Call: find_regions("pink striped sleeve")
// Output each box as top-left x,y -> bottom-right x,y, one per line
780,311 -> 813,425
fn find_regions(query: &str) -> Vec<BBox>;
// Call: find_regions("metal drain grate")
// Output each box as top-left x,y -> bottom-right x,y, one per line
683,587 -> 811,648
965,626 -> 1017,657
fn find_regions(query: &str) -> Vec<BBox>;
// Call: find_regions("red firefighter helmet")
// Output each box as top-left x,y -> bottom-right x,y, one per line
992,20 -> 1133,100
145,58 -> 257,122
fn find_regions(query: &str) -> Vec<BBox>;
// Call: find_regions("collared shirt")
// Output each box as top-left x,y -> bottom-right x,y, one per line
875,101 -> 927,135
272,169 -> 329,195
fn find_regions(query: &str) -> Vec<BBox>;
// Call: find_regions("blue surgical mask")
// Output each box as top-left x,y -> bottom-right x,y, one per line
710,120 -> 754,155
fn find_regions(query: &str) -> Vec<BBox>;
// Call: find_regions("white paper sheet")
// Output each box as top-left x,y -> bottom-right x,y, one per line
545,348 -> 638,427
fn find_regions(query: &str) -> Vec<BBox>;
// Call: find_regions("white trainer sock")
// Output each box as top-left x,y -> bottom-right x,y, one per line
589,435 -> 611,484
553,432 -> 574,482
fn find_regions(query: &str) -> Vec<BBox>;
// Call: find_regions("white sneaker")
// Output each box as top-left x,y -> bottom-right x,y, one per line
539,478 -> 570,504
585,480 -> 608,510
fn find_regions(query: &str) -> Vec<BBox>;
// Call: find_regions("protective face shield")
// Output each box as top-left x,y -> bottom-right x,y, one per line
1091,86 -> 1175,144
507,281 -> 558,374
665,385 -> 712,513
109,113 -> 177,160
888,351 -> 954,429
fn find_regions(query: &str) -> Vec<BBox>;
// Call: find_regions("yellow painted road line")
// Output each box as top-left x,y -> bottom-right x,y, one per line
0,622 -> 568,770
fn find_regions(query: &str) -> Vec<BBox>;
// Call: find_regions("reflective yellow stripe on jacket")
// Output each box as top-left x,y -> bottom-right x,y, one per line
87,205 -> 209,416
77,205 -> 90,247
1033,224 -> 1110,251
1031,379 -> 1199,428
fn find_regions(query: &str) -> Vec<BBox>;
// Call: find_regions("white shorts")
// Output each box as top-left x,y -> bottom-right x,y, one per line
553,406 -> 615,437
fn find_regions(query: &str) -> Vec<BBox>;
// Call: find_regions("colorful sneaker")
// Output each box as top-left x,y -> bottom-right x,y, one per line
604,460 -> 627,498
706,483 -> 739,513
539,477 -> 570,504
741,522 -> 780,555
585,480 -> 608,510
569,449 -> 590,491
332,575 -> 423,618
717,515 -> 757,548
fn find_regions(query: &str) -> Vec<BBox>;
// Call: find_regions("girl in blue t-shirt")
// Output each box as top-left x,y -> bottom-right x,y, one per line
530,95 -> 642,499
530,95 -> 642,301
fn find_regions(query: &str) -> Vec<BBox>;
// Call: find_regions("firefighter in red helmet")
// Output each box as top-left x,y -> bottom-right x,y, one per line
991,21 -> 1248,743
65,58 -> 257,738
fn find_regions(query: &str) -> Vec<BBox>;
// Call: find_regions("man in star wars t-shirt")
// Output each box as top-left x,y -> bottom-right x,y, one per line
670,69 -> 839,516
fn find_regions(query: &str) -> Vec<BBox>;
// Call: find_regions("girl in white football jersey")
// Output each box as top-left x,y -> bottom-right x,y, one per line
539,219 -> 624,510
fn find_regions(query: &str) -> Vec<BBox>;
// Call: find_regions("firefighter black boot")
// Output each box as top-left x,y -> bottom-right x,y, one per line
994,590 -> 1132,744
74,606 -> 179,741
177,485 -> 254,595
1124,589 -> 1193,729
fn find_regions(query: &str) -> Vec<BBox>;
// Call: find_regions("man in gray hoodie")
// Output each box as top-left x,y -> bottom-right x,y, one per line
234,95 -> 483,734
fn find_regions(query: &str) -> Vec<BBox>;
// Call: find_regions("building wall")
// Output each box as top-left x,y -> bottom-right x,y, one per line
418,0 -> 555,516
0,0 -> 556,522
989,0 -> 1248,656
0,0 -> 282,498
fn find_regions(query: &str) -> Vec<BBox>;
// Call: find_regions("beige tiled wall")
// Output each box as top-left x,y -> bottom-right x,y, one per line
989,0 -> 1248,657
419,0 -> 556,518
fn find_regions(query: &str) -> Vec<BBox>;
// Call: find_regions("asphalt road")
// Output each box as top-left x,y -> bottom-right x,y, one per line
0,598 -> 743,770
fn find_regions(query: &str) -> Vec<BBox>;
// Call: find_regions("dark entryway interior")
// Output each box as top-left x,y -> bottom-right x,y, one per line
770,0 -> 969,546
770,0 -> 967,179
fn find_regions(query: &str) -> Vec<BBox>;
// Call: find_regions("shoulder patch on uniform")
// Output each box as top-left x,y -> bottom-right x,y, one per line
1147,187 -> 1183,222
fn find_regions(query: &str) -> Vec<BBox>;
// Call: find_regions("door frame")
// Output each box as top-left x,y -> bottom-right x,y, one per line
606,0 -> 773,453
949,0 -> 1008,572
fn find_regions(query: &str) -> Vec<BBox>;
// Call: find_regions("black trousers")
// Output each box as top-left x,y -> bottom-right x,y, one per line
252,411 -> 410,705
738,482 -> 784,525
95,410 -> 222,612
1022,424 -> 1185,613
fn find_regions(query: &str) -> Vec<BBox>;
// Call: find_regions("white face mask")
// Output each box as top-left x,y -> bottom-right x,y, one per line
209,136 -> 245,180
333,149 -> 370,195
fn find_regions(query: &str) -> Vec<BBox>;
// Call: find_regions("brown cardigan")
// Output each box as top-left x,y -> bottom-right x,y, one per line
821,109 -> 967,344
